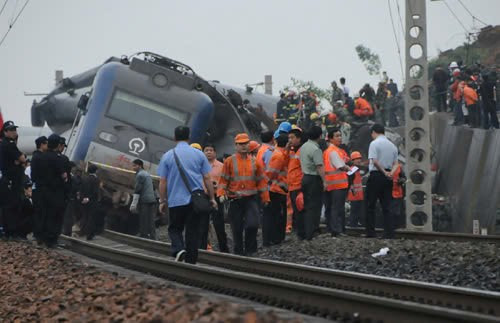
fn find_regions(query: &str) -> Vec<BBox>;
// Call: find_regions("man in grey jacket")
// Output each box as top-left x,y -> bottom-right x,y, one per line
131,159 -> 157,239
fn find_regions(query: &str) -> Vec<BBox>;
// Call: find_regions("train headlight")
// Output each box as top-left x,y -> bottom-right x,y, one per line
152,73 -> 168,88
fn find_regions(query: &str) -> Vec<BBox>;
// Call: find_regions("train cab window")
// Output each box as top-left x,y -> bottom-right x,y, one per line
107,90 -> 189,139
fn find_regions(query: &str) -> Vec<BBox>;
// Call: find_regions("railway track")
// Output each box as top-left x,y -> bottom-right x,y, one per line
61,231 -> 500,323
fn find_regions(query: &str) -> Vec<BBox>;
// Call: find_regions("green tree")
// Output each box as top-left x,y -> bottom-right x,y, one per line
355,44 -> 382,76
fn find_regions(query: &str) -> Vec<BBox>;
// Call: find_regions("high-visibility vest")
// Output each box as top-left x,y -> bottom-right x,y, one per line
217,153 -> 270,202
323,145 -> 349,191
392,165 -> 404,198
287,149 -> 303,192
347,168 -> 364,201
266,147 -> 289,195
256,143 -> 274,169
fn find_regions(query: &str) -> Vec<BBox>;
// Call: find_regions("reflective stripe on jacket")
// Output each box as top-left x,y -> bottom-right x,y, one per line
217,153 -> 270,202
323,145 -> 349,191
287,149 -> 303,192
266,147 -> 289,195
347,168 -> 364,201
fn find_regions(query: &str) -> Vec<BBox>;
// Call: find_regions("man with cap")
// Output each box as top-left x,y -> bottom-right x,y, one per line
34,134 -> 68,247
0,121 -> 26,239
287,127 -> 304,238
30,135 -> 48,243
80,164 -> 101,240
218,133 -> 270,256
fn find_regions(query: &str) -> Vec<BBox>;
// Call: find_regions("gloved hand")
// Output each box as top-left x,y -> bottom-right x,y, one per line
130,194 -> 140,214
219,195 -> 228,204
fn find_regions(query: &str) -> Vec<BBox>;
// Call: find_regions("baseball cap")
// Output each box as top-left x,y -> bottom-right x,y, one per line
234,133 -> 250,144
59,137 -> 68,147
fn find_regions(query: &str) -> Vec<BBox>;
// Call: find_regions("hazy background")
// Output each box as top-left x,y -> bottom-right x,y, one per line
1,0 -> 499,125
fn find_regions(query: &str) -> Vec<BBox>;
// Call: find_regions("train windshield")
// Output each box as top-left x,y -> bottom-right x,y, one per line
107,89 -> 189,139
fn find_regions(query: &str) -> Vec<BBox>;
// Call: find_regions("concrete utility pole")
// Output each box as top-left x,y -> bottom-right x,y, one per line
264,75 -> 273,95
404,0 -> 433,231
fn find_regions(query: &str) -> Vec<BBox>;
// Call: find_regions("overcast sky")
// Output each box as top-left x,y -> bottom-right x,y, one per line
1,0 -> 499,125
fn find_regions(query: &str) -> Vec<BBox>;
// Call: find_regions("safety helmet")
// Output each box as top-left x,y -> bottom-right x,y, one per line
350,151 -> 362,160
310,112 -> 319,121
449,61 -> 458,68
278,121 -> 292,133
190,143 -> 202,151
273,129 -> 281,139
327,113 -> 337,123
248,141 -> 261,153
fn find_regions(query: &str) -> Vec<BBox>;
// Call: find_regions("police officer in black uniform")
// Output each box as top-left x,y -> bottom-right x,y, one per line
0,121 -> 27,239
36,134 -> 68,247
30,136 -> 48,244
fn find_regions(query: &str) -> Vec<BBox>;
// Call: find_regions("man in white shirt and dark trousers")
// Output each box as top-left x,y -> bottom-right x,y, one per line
365,124 -> 399,239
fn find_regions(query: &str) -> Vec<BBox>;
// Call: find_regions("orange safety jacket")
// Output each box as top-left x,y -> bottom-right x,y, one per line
323,145 -> 349,191
287,149 -> 303,192
347,167 -> 364,201
392,164 -> 404,199
266,147 -> 289,195
461,85 -> 479,106
217,153 -> 270,203
256,143 -> 274,169
354,97 -> 374,117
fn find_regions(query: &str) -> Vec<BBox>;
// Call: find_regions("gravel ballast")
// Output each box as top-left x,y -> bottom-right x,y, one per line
156,225 -> 500,291
0,241 -> 305,322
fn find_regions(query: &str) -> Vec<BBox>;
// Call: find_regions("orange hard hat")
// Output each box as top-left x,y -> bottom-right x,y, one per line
296,192 -> 304,211
350,151 -> 362,160
328,112 -> 337,123
248,140 -> 261,152
234,133 -> 250,144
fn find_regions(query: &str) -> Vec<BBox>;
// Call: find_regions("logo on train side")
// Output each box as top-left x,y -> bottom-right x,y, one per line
129,138 -> 146,155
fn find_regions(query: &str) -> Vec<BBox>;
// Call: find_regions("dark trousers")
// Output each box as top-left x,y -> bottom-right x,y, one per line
348,200 -> 364,227
168,204 -> 200,264
327,189 -> 348,234
81,201 -> 99,239
289,190 -> 305,239
365,172 -> 394,238
483,100 -> 499,129
228,196 -> 259,256
391,198 -> 405,229
199,198 -> 228,252
42,189 -> 66,246
302,175 -> 323,240
467,104 -> 480,128
272,192 -> 287,243
62,199 -> 80,236
139,202 -> 157,240
453,99 -> 464,125
32,189 -> 45,241
434,87 -> 447,112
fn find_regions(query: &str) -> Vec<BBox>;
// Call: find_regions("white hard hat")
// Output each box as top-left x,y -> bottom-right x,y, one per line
449,61 -> 458,68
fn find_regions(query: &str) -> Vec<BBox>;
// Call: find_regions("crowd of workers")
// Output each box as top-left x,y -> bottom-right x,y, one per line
432,61 -> 499,129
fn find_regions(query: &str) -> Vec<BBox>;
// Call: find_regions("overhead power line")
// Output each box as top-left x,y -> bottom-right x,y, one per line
0,0 -> 8,17
442,0 -> 469,33
457,0 -> 488,27
387,0 -> 405,82
0,0 -> 30,49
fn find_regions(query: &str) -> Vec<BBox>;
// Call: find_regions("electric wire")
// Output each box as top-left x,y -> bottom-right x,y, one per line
442,0 -> 469,33
0,0 -> 30,49
8,0 -> 18,25
394,0 -> 405,37
387,0 -> 405,82
457,0 -> 488,27
0,0 -> 8,18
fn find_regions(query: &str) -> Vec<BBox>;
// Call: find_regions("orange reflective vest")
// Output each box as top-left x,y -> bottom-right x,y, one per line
347,168 -> 364,201
392,164 -> 404,199
217,153 -> 270,202
287,149 -> 303,192
323,145 -> 349,191
256,143 -> 274,169
266,147 -> 289,195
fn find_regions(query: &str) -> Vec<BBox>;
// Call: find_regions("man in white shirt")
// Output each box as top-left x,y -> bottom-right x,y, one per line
340,77 -> 350,96
365,124 -> 399,239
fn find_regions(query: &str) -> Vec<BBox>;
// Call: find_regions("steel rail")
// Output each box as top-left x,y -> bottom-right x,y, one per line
60,235 -> 500,323
102,230 -> 500,317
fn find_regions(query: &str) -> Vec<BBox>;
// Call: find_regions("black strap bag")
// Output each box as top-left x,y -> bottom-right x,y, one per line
173,150 -> 212,214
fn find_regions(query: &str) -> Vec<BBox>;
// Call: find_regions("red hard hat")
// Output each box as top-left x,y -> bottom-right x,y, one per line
328,113 -> 337,123
296,192 -> 304,211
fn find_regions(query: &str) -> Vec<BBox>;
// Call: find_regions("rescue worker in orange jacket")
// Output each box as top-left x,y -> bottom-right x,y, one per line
323,127 -> 350,237
287,127 -> 305,238
218,133 -> 270,256
256,131 -> 275,170
458,81 -> 480,128
264,133 -> 289,246
353,96 -> 374,119
391,163 -> 406,229
347,151 -> 364,227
